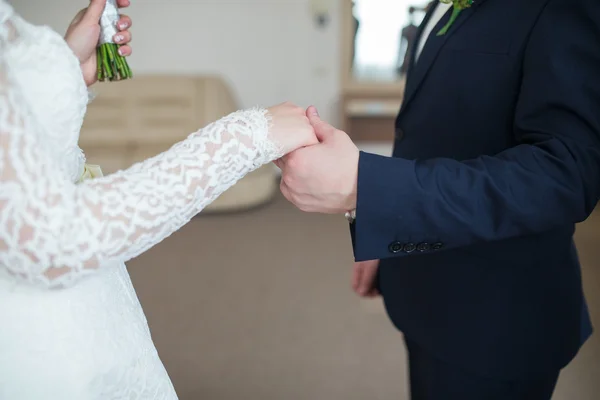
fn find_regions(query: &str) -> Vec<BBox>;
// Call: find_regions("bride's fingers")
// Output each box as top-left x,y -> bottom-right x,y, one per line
114,30 -> 131,45
117,45 -> 132,56
274,157 -> 287,169
117,15 -> 132,31
117,0 -> 131,8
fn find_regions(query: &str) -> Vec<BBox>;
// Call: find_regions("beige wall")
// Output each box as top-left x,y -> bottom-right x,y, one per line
14,0 -> 341,124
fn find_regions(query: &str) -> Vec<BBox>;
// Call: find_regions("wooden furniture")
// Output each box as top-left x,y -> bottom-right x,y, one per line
340,82 -> 404,142
79,75 -> 278,213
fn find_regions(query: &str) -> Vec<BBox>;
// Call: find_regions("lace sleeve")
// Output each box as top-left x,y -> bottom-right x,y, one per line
0,6 -> 282,288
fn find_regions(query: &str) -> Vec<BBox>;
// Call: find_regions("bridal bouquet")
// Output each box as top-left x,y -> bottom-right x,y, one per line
97,0 -> 132,82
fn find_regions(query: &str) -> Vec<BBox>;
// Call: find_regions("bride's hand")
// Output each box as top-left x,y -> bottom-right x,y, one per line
267,102 -> 318,155
65,0 -> 133,87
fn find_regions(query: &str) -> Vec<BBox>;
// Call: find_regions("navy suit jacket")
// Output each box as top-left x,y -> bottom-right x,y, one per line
351,0 -> 600,380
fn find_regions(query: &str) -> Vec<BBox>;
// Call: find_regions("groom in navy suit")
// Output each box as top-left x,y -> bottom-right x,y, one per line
277,0 -> 600,398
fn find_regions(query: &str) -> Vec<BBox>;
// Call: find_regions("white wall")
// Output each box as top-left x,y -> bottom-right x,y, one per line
14,0 -> 341,124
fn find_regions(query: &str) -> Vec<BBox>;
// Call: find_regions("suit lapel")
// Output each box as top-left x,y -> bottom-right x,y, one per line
401,0 -> 488,110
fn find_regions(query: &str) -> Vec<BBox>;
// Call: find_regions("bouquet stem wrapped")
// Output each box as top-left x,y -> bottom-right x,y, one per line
97,0 -> 132,82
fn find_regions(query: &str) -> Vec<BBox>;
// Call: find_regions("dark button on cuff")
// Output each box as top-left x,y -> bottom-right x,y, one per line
432,242 -> 443,251
403,243 -> 416,253
416,242 -> 430,252
389,242 -> 403,253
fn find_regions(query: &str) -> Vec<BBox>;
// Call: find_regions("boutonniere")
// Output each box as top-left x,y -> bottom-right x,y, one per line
437,0 -> 474,36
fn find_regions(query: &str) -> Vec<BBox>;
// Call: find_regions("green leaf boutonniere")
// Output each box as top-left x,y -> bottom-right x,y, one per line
437,0 -> 474,36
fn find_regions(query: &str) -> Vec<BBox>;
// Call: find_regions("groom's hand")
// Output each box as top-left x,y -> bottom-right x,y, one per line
352,259 -> 380,298
277,106 -> 359,214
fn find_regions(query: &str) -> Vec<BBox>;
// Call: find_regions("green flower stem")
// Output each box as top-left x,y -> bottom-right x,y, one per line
100,44 -> 112,80
436,0 -> 474,36
437,6 -> 463,36
96,43 -> 133,82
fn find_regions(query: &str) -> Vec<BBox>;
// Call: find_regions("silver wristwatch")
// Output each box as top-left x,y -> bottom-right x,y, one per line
345,209 -> 356,223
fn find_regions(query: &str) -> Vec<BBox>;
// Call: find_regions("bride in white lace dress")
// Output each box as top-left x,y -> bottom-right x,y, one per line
0,0 -> 317,398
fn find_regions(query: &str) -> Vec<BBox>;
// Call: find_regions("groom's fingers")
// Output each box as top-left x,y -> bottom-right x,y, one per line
306,106 -> 335,143
117,0 -> 131,8
356,261 -> 378,297
280,179 -> 293,202
351,263 -> 363,293
366,289 -> 380,298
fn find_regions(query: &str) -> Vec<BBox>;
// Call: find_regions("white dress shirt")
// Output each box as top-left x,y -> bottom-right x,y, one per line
415,2 -> 452,62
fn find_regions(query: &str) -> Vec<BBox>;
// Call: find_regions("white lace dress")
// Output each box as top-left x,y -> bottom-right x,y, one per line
0,1 -> 281,398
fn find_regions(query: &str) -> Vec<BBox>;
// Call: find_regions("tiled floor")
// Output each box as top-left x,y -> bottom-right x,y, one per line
129,194 -> 600,399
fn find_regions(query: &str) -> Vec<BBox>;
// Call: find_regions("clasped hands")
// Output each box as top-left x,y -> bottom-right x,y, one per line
268,103 -> 359,215
267,103 -> 379,300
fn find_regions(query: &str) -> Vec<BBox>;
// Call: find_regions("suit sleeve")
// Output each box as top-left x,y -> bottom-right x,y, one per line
351,0 -> 600,261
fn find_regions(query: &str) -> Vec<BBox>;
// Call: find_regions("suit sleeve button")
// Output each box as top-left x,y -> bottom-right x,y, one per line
389,242 -> 404,253
416,242 -> 430,252
403,243 -> 416,253
432,242 -> 443,250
